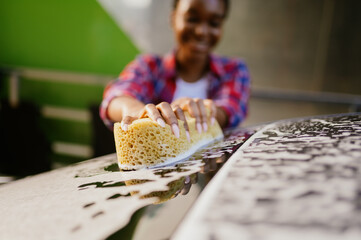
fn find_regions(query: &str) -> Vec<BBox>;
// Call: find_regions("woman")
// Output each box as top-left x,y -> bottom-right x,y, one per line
100,0 -> 250,140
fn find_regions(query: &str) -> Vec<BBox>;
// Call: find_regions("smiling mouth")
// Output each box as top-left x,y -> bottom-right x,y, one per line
189,41 -> 209,52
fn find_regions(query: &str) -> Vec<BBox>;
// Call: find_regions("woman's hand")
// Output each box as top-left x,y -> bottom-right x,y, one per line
111,96 -> 190,141
137,102 -> 190,141
171,97 -> 217,133
108,96 -> 224,140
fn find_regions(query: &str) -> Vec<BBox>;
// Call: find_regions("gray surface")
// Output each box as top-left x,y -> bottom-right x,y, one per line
2,113 -> 360,239
173,113 -> 361,240
0,127 -> 251,240
0,155 -> 201,240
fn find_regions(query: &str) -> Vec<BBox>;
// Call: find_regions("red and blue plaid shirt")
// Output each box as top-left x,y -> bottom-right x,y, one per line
100,51 -> 250,129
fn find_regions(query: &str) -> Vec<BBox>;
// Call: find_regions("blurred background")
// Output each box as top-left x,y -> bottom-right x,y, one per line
0,0 -> 360,177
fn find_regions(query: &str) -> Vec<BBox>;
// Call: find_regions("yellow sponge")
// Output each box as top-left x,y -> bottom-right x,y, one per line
113,116 -> 223,170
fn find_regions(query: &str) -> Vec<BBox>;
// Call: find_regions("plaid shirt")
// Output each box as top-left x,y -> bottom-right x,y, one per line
100,52 -> 250,129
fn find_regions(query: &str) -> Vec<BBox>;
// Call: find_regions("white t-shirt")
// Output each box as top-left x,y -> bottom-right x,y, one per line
172,77 -> 208,101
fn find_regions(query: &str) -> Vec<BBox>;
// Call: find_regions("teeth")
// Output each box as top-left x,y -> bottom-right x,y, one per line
190,41 -> 208,49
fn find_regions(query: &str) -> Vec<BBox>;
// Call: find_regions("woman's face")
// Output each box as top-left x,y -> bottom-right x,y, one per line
172,0 -> 225,61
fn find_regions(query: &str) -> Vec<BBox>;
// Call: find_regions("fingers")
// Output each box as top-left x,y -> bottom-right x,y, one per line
204,99 -> 217,125
123,102 -> 190,139
123,100 -> 215,140
141,103 -> 180,138
140,104 -> 166,127
135,99 -> 216,138
120,116 -> 137,131
180,99 -> 202,133
156,102 -> 180,138
195,99 -> 208,132
179,98 -> 213,133
173,106 -> 191,142
121,104 -> 166,132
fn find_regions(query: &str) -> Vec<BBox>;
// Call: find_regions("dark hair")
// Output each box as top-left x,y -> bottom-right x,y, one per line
173,0 -> 230,19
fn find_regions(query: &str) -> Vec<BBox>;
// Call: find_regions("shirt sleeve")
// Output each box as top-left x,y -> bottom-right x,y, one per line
213,59 -> 250,128
100,55 -> 157,129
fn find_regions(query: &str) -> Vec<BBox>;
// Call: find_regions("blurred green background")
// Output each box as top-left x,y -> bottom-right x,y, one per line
0,0 -> 138,73
0,0 -> 139,170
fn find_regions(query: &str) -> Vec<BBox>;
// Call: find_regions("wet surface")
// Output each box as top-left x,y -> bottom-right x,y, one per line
71,128 -> 254,237
174,113 -> 361,240
0,125 -> 253,240
4,113 -> 359,240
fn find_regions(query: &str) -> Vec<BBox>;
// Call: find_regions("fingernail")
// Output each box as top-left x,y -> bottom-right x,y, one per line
121,122 -> 128,131
203,122 -> 208,132
211,117 -> 215,125
157,118 -> 166,127
186,131 -> 191,142
197,123 -> 202,133
172,124 -> 180,138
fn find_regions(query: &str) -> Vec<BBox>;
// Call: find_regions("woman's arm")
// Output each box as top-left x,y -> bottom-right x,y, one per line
212,59 -> 250,128
215,105 -> 228,128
